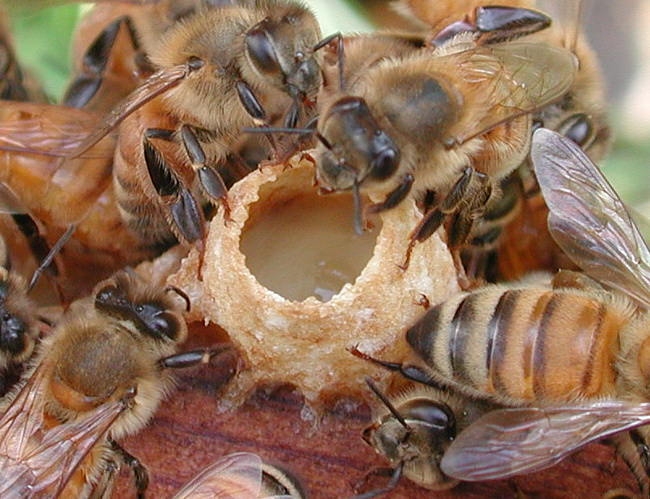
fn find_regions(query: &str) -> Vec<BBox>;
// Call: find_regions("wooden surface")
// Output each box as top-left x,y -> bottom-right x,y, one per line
112,324 -> 640,499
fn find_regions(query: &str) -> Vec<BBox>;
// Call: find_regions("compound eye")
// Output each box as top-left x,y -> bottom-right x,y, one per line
246,23 -> 281,76
370,146 -> 400,180
135,303 -> 180,341
0,312 -> 27,355
402,398 -> 456,440
94,284 -> 122,308
559,113 -> 593,148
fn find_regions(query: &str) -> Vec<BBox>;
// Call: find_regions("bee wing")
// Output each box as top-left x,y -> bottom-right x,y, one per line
531,128 -> 650,309
0,101 -> 113,158
173,452 -> 266,499
24,396 -> 130,496
70,63 -> 193,158
0,364 -> 132,496
445,41 -> 577,145
0,365 -> 48,459
440,400 -> 650,481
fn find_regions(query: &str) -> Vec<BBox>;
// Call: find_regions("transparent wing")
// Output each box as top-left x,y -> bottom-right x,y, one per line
445,41 -> 577,145
0,365 -> 132,496
440,400 -> 650,481
531,128 -> 650,309
0,365 -> 48,459
70,63 -> 193,158
173,452 -> 265,499
24,395 -> 130,496
0,101 -> 112,158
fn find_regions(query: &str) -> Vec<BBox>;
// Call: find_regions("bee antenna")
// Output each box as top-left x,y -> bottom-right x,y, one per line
365,377 -> 411,430
28,224 -> 75,293
165,285 -> 191,312
313,32 -> 345,91
353,179 -> 364,235
315,132 -> 333,150
242,126 -> 314,135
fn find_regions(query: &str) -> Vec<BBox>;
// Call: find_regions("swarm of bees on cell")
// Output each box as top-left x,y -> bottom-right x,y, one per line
0,0 -> 648,497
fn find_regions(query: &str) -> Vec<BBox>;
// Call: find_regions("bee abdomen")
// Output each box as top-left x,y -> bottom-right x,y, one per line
113,156 -> 175,246
407,286 -> 626,402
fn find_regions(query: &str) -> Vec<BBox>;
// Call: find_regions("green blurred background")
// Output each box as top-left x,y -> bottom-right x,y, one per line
7,0 -> 649,222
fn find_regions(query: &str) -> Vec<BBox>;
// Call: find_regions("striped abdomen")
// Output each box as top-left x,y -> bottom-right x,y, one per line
112,104 -> 189,247
407,285 -> 635,403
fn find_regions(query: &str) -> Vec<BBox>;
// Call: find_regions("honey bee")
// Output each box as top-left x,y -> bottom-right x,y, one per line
360,0 -> 610,282
354,128 -> 650,494
0,269 -> 230,497
0,100 -> 159,298
313,8 -> 577,271
173,452 -> 305,498
402,0 -> 612,281
56,0 -> 325,246
354,377 -> 490,497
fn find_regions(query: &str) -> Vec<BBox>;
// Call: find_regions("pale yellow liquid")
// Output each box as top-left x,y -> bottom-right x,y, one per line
240,192 -> 380,302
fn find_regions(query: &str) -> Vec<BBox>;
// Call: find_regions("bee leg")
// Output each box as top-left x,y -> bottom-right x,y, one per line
108,438 -> 149,499
27,224 -> 75,294
283,99 -> 301,129
359,173 -> 414,241
179,125 -> 231,221
450,175 -> 492,288
432,7 -> 551,47
400,208 -> 444,270
473,6 -> 551,43
352,465 -> 403,499
405,171 -> 466,266
609,431 -> 650,497
313,32 -> 344,90
89,455 -> 120,499
408,168 -> 490,281
63,17 -> 144,108
10,213 -> 57,276
365,173 -> 415,215
159,344 -> 233,370
446,213 -> 475,289
171,189 -> 206,244
143,129 -> 206,244
462,172 -> 523,282
348,345 -> 441,388
235,80 -> 278,153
